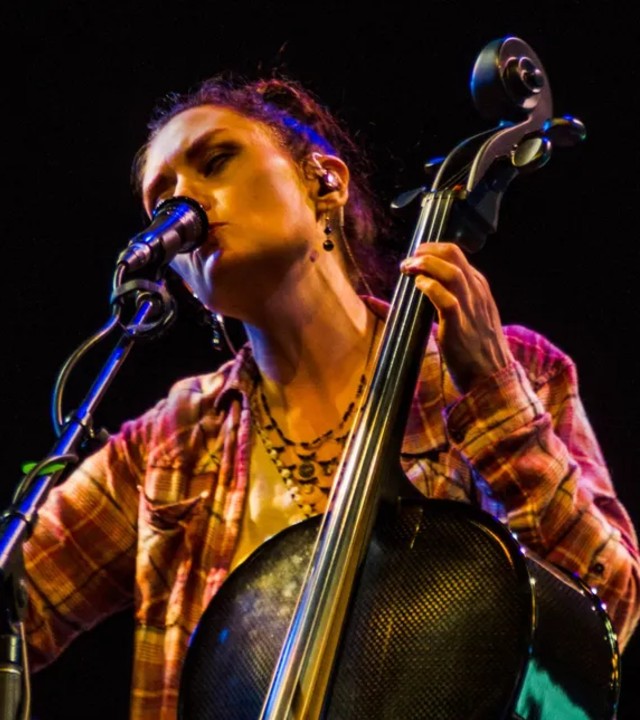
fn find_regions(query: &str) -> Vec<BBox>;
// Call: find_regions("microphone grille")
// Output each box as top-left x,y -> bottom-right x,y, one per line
153,196 -> 209,252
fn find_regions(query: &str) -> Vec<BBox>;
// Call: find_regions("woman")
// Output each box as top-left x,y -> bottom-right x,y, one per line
24,74 -> 640,719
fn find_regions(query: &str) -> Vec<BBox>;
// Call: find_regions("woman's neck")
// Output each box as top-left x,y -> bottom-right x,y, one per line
243,268 -> 381,438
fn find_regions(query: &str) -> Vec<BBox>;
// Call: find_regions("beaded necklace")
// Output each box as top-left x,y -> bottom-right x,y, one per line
250,373 -> 367,516
251,315 -> 381,515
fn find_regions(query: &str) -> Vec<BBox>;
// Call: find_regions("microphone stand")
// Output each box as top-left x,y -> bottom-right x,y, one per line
0,270 -> 176,719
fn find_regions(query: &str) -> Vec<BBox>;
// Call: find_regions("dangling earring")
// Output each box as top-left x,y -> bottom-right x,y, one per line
210,312 -> 224,350
200,309 -> 237,354
323,213 -> 335,251
210,312 -> 238,354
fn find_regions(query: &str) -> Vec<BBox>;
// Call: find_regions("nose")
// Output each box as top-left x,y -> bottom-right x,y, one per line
173,177 -> 212,212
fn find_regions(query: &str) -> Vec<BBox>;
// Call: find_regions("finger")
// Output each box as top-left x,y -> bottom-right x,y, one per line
413,275 -> 463,319
400,252 -> 469,292
409,242 -> 467,262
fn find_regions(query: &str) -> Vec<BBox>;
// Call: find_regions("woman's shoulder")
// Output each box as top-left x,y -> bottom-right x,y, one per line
123,344 -> 256,434
165,357 -> 238,402
166,343 -> 255,408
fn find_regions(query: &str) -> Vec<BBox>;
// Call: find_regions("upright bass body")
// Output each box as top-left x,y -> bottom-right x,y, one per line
179,497 -> 619,719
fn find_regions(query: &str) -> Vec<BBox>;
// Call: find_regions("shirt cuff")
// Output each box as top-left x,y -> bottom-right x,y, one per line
444,362 -> 545,457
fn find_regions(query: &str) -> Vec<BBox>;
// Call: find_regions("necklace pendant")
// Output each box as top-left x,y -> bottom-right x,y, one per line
318,458 -> 338,476
298,461 -> 316,480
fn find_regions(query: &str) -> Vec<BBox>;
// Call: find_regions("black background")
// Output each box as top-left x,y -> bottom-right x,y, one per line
3,1 -> 639,717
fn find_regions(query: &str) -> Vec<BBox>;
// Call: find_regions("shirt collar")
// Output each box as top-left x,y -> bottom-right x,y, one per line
213,296 -> 389,412
212,296 -> 452,455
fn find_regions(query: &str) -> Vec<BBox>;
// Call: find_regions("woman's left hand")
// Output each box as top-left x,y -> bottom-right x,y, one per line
400,242 -> 513,393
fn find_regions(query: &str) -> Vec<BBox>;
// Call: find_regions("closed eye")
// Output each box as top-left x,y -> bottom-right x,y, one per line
146,151 -> 232,211
203,152 -> 232,176
201,142 -> 239,176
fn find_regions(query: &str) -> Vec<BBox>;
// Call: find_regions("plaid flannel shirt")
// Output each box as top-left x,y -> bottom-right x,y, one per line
24,299 -> 640,719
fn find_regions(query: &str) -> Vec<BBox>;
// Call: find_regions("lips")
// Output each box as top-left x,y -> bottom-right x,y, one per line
207,222 -> 226,240
194,223 -> 225,259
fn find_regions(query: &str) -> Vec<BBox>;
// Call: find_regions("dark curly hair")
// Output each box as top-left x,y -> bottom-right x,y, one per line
131,73 -> 394,295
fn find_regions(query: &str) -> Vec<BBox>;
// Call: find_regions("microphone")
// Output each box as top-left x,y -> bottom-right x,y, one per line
118,196 -> 208,271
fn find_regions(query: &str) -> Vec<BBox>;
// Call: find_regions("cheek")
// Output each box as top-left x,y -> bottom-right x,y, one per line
243,159 -> 312,226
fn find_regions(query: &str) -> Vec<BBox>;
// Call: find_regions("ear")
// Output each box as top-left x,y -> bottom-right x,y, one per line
303,152 -> 350,214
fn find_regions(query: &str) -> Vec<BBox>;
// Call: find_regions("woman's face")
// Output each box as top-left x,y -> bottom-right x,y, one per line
141,105 -> 320,315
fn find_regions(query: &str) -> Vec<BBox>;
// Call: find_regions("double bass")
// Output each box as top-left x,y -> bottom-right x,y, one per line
179,37 -> 620,719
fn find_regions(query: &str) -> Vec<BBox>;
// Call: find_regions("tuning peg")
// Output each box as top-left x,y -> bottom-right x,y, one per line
543,115 -> 587,147
390,156 -> 446,210
511,135 -> 552,172
424,156 -> 445,175
390,185 -> 427,210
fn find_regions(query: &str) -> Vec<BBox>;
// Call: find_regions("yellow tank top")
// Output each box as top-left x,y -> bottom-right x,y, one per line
229,431 -> 310,573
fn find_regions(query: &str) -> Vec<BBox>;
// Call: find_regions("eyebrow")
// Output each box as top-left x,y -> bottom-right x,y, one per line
185,128 -> 229,162
143,127 -> 229,208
